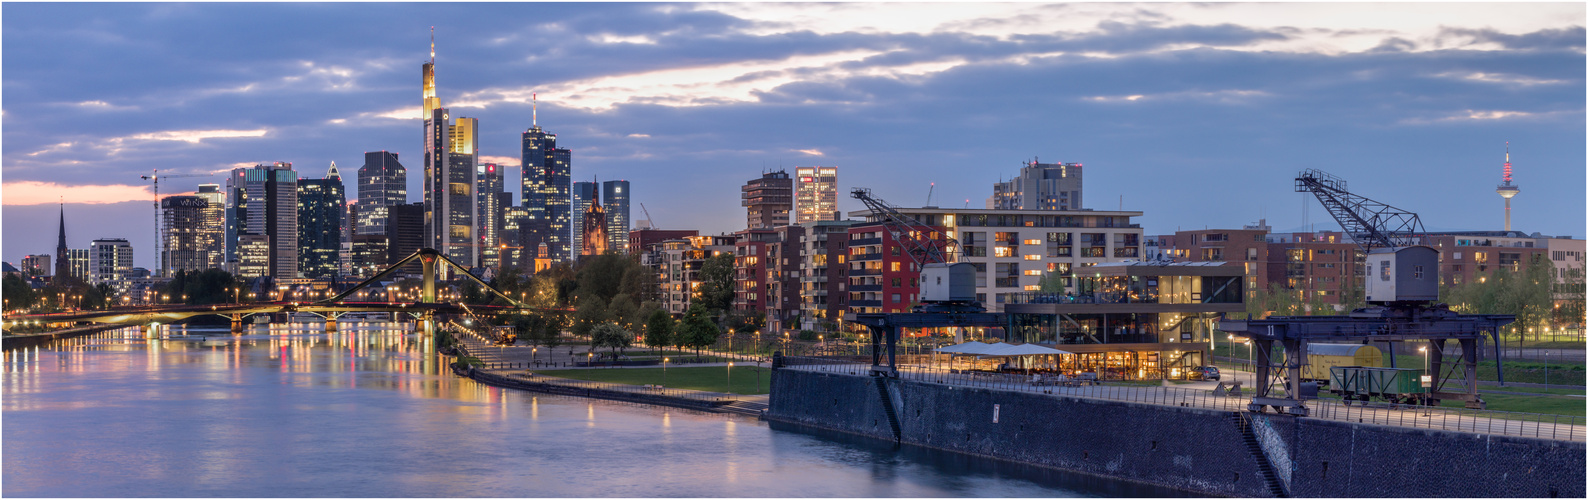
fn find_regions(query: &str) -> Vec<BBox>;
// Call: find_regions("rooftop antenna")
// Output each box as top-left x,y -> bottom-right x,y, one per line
532,93 -> 537,127
429,26 -> 435,64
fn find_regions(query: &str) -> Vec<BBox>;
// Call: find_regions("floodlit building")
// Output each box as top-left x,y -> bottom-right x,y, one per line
520,96 -> 572,262
89,238 -> 134,291
162,195 -> 214,274
603,180 -> 631,254
795,166 -> 839,223
421,38 -> 477,267
356,150 -> 407,237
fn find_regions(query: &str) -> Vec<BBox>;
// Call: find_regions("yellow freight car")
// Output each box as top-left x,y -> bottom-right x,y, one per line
1304,344 -> 1383,382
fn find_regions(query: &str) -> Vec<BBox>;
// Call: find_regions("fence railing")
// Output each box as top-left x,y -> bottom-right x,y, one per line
485,370 -> 737,404
779,356 -> 1585,442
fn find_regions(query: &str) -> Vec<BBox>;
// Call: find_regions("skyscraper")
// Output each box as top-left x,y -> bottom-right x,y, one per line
743,170 -> 792,229
388,202 -> 425,270
795,166 -> 838,223
228,162 -> 299,279
602,180 -> 631,254
521,95 -> 573,262
571,181 -> 597,257
581,189 -> 608,257
162,195 -> 213,274
195,184 -> 226,270
421,33 -> 476,268
298,163 -> 346,279
990,160 -> 1083,211
356,150 -> 406,237
477,162 -> 505,267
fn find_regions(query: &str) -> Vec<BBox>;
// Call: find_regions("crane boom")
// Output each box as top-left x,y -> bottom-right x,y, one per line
639,202 -> 657,228
850,187 -> 953,266
1294,169 -> 1424,251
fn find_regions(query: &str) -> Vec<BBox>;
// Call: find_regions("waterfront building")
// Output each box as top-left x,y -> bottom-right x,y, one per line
990,160 -> 1084,211
476,162 -> 505,267
743,170 -> 793,229
764,224 -> 806,335
228,162 -> 299,280
298,163 -> 346,279
21,254 -> 50,277
194,184 -> 226,270
846,220 -> 935,317
355,151 -> 407,237
1005,261 -> 1245,380
89,238 -> 134,291
1146,222 -> 1271,302
350,235 -> 388,278
733,228 -> 779,314
849,207 -> 1145,314
630,229 -> 699,258
520,96 -> 573,262
795,166 -> 839,223
421,38 -> 476,268
658,235 -> 735,315
603,180 -> 631,254
1264,230 -> 1361,306
571,181 -> 597,257
161,195 -> 214,274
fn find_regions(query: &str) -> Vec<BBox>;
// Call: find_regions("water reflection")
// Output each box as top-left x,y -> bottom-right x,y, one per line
5,324 -> 1189,498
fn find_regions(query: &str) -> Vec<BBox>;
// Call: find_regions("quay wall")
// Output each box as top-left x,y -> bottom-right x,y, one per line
2,324 -> 128,350
765,368 -> 1586,498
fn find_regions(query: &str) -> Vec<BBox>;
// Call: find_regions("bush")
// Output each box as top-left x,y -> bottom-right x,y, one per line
797,330 -> 818,341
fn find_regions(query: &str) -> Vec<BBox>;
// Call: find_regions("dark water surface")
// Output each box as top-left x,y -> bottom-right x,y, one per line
3,324 -> 1188,497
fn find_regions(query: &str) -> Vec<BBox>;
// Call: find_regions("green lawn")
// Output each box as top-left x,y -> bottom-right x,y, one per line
541,366 -> 774,395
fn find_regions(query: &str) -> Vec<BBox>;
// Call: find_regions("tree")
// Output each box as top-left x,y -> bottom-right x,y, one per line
679,303 -> 721,357
694,254 -> 736,314
644,309 -> 674,356
607,294 -> 639,332
162,269 -> 238,305
3,274 -> 37,311
590,322 -> 633,359
571,296 -> 607,338
1556,265 -> 1585,327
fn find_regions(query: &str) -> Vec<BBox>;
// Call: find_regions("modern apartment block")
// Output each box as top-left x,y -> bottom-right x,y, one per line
297,163 -> 346,279
990,160 -> 1084,210
20,254 -> 50,277
743,170 -> 792,229
795,166 -> 838,224
89,238 -> 134,291
657,235 -> 735,315
603,180 -> 631,254
733,228 -> 779,313
355,151 -> 406,238
1146,222 -> 1271,302
1264,231 -> 1361,304
845,220 -> 929,316
850,207 -> 1147,313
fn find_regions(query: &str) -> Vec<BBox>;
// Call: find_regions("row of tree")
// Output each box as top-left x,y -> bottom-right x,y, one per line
3,274 -> 115,313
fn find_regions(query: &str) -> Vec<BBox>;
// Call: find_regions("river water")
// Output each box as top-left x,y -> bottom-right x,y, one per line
3,324 -> 1187,497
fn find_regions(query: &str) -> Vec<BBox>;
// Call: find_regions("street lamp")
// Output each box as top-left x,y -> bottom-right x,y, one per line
727,361 -> 733,395
663,357 -> 669,386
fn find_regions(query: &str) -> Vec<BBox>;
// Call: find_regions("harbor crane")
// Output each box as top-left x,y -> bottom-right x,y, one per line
1221,169 -> 1512,414
850,187 -> 954,267
140,169 -> 212,277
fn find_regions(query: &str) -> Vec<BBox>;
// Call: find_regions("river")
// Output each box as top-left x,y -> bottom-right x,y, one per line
3,323 -> 1189,497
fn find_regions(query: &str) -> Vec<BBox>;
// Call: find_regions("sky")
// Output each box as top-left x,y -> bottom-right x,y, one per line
3,2 -> 1584,270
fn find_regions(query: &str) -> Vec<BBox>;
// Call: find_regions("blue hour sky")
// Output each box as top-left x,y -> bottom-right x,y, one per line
4,3 -> 1584,270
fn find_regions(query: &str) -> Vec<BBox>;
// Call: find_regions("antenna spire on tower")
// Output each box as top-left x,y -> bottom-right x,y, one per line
533,93 -> 538,127
1503,141 -> 1513,184
430,26 -> 435,63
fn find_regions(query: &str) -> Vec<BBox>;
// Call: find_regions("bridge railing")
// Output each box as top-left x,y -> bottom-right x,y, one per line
778,356 -> 1585,442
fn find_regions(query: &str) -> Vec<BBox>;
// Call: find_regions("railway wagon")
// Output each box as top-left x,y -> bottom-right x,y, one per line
1329,366 -> 1433,405
1304,343 -> 1383,382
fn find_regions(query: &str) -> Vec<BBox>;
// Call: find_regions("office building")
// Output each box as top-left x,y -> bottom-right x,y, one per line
743,170 -> 792,229
195,184 -> 226,270
356,151 -> 407,237
795,166 -> 838,223
298,163 -> 346,279
162,195 -> 214,274
421,40 -> 477,268
228,162 -> 299,279
21,254 -> 50,277
991,160 -> 1084,210
603,180 -> 630,254
66,249 -> 88,280
477,162 -> 505,267
388,202 -> 425,270
235,235 -> 271,278
89,238 -> 134,290
500,205 -> 529,270
520,97 -> 573,262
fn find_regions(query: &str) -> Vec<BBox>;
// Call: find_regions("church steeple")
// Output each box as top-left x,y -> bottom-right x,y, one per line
55,202 -> 70,279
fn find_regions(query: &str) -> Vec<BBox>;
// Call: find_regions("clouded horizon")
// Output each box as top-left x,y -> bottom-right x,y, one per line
4,3 -> 1584,270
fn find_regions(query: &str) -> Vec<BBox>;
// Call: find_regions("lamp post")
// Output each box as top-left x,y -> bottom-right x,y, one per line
727,361 -> 733,395
663,357 -> 669,387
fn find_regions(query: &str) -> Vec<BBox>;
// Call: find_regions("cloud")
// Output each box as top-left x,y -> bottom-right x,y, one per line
2,181 -> 150,205
477,155 -> 518,166
117,128 -> 268,144
796,149 -> 824,156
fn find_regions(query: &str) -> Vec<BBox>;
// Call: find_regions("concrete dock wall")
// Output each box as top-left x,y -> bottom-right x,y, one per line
766,368 -> 1586,498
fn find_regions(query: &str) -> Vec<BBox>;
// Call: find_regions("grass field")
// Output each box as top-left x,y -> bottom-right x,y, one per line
542,366 -> 774,395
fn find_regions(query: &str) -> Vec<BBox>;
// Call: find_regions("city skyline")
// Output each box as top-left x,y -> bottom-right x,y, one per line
4,3 -> 1585,269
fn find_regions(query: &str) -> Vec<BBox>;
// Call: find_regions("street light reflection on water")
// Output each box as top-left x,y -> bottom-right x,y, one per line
3,322 -> 1194,498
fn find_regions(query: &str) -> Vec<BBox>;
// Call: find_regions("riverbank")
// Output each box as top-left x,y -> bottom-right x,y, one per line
1,323 -> 127,350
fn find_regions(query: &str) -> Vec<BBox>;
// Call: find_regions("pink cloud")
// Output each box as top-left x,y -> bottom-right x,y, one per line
2,181 -> 151,206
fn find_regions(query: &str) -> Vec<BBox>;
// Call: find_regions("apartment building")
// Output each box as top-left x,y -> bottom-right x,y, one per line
657,235 -> 735,315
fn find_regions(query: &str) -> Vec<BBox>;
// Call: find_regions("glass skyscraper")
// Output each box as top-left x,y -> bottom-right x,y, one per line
602,180 -> 630,254
298,163 -> 346,279
521,122 -> 571,262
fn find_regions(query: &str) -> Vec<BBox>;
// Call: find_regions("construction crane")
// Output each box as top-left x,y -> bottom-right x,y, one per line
1294,169 -> 1425,251
850,188 -> 954,266
639,202 -> 658,229
924,182 -> 935,207
140,169 -> 212,277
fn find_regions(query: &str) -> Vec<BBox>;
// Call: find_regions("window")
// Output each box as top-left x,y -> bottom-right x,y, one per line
1023,239 -> 1042,245
1023,270 -> 1043,276
891,246 -> 901,256
994,247 -> 1015,258
890,262 -> 901,272
1022,254 -> 1042,261
1201,248 -> 1223,260
1247,248 -> 1259,261
1380,261 -> 1391,281
891,293 -> 901,303
1413,265 -> 1424,279
1204,233 -> 1228,242
891,278 -> 902,287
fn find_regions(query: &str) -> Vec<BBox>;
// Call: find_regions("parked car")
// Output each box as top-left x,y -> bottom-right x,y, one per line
1190,366 -> 1221,381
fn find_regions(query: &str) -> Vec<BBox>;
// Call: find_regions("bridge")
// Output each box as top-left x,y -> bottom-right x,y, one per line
4,248 -> 569,337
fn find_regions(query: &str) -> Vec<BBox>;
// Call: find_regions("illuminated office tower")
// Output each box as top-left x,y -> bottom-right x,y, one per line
298,163 -> 346,279
195,184 -> 226,270
521,95 -> 572,262
477,162 -> 505,267
421,32 -> 476,268
89,238 -> 134,287
602,180 -> 630,254
228,162 -> 299,279
162,195 -> 213,274
356,150 -> 406,237
571,181 -> 597,257
795,166 -> 839,223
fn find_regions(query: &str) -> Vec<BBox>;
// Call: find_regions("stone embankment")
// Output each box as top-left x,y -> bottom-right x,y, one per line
2,323 -> 128,350
451,364 -> 767,416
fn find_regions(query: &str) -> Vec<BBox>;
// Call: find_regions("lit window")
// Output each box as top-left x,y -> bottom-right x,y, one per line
1022,254 -> 1042,261
1023,285 -> 1040,291
890,262 -> 900,272
994,247 -> 1014,258
1023,239 -> 1042,245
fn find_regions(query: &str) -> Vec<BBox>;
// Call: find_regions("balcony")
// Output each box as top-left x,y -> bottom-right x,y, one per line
801,275 -> 829,283
850,237 -> 883,246
850,300 -> 883,307
851,253 -> 882,261
850,284 -> 883,292
851,269 -> 882,277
